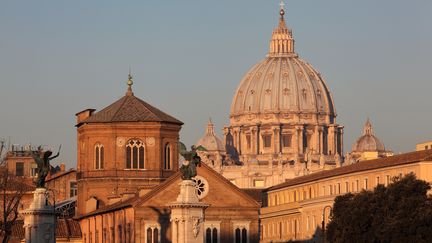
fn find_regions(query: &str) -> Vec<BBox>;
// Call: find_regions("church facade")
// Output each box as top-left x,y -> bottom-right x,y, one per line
75,75 -> 183,216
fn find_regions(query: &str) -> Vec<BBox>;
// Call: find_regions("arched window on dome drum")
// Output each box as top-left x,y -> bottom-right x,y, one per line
95,144 -> 104,170
164,143 -> 171,170
126,139 -> 145,169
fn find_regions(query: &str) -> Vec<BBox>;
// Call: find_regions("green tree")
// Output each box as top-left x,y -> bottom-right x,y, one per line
326,173 -> 432,243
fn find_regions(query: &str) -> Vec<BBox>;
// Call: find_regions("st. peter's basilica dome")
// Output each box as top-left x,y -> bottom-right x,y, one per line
224,5 -> 343,167
230,8 -> 336,124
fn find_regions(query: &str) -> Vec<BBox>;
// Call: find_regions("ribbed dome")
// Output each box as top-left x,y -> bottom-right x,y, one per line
352,120 -> 386,152
230,8 -> 335,119
196,119 -> 225,152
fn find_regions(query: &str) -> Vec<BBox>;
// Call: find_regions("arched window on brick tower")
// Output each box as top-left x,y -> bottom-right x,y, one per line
95,143 -> 104,170
164,143 -> 171,170
126,139 -> 145,169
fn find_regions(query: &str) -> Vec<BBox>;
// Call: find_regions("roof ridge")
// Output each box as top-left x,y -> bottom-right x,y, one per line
110,95 -> 129,122
134,96 -> 182,123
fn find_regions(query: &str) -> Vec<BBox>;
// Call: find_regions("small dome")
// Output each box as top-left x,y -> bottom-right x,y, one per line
196,119 -> 225,152
352,119 -> 386,152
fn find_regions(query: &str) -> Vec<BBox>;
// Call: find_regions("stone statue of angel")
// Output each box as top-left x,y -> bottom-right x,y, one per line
30,145 -> 61,188
178,142 -> 206,180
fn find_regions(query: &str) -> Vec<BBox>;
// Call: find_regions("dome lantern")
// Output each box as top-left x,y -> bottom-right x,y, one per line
269,1 -> 295,57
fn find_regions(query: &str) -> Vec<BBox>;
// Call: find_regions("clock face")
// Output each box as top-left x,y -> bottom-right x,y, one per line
116,137 -> 125,147
146,137 -> 155,147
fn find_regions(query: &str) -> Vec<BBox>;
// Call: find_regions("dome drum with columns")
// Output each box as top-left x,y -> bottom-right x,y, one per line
224,4 -> 343,170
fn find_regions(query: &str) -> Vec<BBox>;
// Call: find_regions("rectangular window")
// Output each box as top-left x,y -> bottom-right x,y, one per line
70,181 -> 78,197
282,134 -> 292,148
246,135 -> 251,149
376,176 -> 380,186
306,134 -> 312,148
337,183 -> 341,194
253,179 -> 265,188
356,180 -> 359,192
345,182 -> 349,193
386,175 -> 390,185
16,162 -> 24,176
364,179 -> 368,190
263,135 -> 272,148
30,163 -> 37,177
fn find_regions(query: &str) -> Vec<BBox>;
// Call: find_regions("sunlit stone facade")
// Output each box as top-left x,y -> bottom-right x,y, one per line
260,149 -> 432,242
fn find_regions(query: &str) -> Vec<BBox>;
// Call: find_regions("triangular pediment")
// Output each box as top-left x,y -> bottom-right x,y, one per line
135,164 -> 260,208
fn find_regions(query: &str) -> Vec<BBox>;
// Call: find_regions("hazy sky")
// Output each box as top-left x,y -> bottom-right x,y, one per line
0,1 -> 431,168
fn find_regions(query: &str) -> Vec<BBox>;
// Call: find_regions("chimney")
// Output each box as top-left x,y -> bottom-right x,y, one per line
75,109 -> 96,126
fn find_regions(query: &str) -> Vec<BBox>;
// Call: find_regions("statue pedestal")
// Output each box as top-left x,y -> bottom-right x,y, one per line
21,188 -> 56,243
169,180 -> 208,243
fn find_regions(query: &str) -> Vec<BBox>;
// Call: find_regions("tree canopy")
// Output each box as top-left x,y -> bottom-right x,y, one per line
326,173 -> 432,243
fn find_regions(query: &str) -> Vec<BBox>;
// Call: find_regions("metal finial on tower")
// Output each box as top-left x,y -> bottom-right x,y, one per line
126,68 -> 134,96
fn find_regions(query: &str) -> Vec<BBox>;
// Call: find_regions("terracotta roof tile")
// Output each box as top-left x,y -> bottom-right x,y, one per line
81,94 -> 183,125
268,149 -> 432,191
5,219 -> 81,240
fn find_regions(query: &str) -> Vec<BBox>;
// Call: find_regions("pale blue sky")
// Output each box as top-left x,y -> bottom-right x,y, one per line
0,1 -> 431,168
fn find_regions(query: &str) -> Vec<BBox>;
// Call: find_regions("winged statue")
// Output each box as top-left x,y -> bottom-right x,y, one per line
178,142 -> 207,180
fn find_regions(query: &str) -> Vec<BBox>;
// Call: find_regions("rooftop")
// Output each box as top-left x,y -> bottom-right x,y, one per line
268,149 -> 432,191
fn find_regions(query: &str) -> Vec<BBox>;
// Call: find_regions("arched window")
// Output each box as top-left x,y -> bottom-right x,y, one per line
145,223 -> 160,243
233,223 -> 249,243
205,227 -> 218,243
164,143 -> 171,170
126,139 -> 145,169
95,144 -> 104,169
